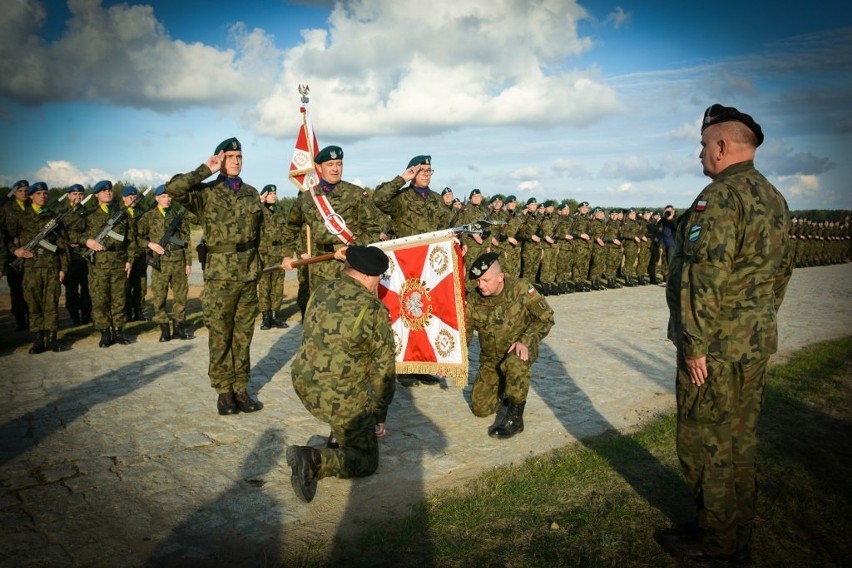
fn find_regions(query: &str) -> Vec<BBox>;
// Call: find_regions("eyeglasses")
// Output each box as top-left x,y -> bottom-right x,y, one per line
418,169 -> 435,175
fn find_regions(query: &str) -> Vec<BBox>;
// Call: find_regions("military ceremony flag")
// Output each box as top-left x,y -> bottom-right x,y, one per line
288,84 -> 321,193
376,235 -> 469,386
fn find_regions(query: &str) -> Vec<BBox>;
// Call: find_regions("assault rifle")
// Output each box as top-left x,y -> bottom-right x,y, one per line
83,187 -> 153,263
10,194 -> 90,272
146,209 -> 187,271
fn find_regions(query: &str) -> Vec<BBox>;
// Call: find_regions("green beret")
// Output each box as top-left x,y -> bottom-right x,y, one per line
407,155 -> 431,168
488,194 -> 504,204
525,197 -> 537,206
578,201 -> 589,207
214,137 -> 241,154
559,201 -> 571,210
346,245 -> 389,276
469,188 -> 482,198
261,184 -> 277,195
315,145 -> 343,164
504,195 -> 517,204
468,252 -> 499,280
543,200 -> 555,207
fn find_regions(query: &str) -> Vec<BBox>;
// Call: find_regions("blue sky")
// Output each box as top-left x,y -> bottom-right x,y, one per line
2,0 -> 850,211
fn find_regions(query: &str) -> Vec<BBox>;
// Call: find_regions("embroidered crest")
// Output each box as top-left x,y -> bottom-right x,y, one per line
688,225 -> 701,242
695,200 -> 707,212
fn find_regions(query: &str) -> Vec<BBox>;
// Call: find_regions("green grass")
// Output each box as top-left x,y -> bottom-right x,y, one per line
289,337 -> 852,567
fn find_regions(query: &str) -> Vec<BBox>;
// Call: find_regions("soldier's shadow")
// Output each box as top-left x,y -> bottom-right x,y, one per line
249,324 -> 302,395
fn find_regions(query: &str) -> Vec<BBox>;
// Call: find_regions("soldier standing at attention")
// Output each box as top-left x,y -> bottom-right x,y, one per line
500,195 -> 523,278
285,245 -> 396,503
137,185 -> 194,342
2,179 -> 31,330
465,252 -> 554,439
167,137 -> 264,415
257,184 -> 289,330
8,182 -> 70,353
121,186 -> 149,322
441,186 -> 454,211
659,105 -> 793,565
60,184 -> 93,325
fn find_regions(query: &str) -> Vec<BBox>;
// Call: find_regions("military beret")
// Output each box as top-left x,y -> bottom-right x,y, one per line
153,185 -> 167,196
27,182 -> 48,195
92,180 -> 113,193
67,184 -> 85,194
505,195 -> 517,204
543,200 -> 555,207
525,197 -> 537,206
122,186 -> 139,197
469,188 -> 482,198
559,201 -> 571,210
468,252 -> 499,280
346,245 -> 389,276
407,155 -> 431,169
592,207 -> 602,214
214,137 -> 241,154
488,194 -> 504,204
260,184 -> 277,195
441,187 -> 453,196
452,198 -> 461,204
315,145 -> 343,164
579,201 -> 589,207
12,179 -> 29,190
702,104 -> 764,147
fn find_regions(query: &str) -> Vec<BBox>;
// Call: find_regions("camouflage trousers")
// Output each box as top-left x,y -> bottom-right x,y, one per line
675,353 -> 769,556
539,245 -> 559,285
521,243 -> 542,282
257,268 -> 285,312
23,266 -> 61,332
64,255 -> 91,316
317,412 -> 379,480
203,279 -> 258,393
604,244 -> 622,279
637,242 -> 651,279
589,244 -> 606,283
5,260 -> 28,320
89,264 -> 128,329
556,243 -> 572,284
570,242 -> 592,284
500,243 -> 522,278
125,254 -> 148,314
622,241 -> 639,278
470,348 -> 538,417
150,261 -> 188,324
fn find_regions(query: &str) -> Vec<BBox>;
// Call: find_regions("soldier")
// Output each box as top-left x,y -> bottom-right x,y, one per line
500,195 -> 523,278
167,137 -> 264,415
281,145 -> 383,296
554,201 -> 575,294
456,188 -> 490,278
440,186 -> 454,211
285,245 -> 396,503
257,184 -> 289,330
636,211 -> 654,285
538,200 -> 560,295
122,186 -> 149,322
569,201 -> 593,292
587,207 -> 608,290
465,252 -> 554,439
2,179 -> 31,330
8,182 -> 70,353
659,104 -> 793,564
60,184 -> 93,325
603,209 -> 623,289
519,197 -> 543,284
77,180 -> 136,347
137,185 -> 194,342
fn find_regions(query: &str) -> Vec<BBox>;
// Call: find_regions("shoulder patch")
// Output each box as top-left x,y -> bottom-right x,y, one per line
688,224 -> 701,242
694,200 -> 707,212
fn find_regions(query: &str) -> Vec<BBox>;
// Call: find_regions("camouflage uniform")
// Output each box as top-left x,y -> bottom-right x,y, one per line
465,275 -> 554,416
501,208 -> 524,278
620,214 -> 641,284
58,198 -> 92,323
291,275 -> 396,479
570,213 -> 593,290
456,200 -> 491,277
2,197 -> 30,329
257,202 -> 287,317
123,203 -> 149,320
136,205 -> 192,326
603,214 -> 622,286
636,215 -> 654,284
537,209 -> 560,293
167,164 -> 263,394
371,176 -> 453,237
553,210 -> 574,292
666,160 -> 793,556
587,214 -> 607,288
281,182 -> 382,294
520,211 -> 544,283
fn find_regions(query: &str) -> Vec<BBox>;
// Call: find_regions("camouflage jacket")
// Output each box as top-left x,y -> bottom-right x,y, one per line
1,199 -> 29,251
456,202 -> 491,245
75,202 -> 139,268
258,203 -> 288,266
465,275 -> 554,360
167,164 -> 263,282
56,200 -> 90,258
588,218 -> 606,245
504,210 -> 525,243
291,274 -> 396,424
372,177 -> 453,237
6,204 -> 70,272
666,160 -> 793,361
136,206 -> 192,266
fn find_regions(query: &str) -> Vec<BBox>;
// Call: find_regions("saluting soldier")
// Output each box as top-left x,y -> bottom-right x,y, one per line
76,180 -> 136,347
60,184 -> 93,324
285,245 -> 396,503
167,137 -> 264,415
8,182 -> 70,353
257,184 -> 289,330
2,179 -> 31,330
136,185 -> 194,342
465,252 -> 554,439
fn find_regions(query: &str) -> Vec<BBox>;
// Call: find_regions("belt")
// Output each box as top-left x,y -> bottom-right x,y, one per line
206,241 -> 257,253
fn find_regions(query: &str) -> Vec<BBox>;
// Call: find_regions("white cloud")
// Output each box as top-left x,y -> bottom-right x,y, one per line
509,166 -> 541,180
120,168 -> 170,187
551,158 -> 592,177
599,155 -> 664,181
617,182 -> 634,192
776,174 -> 820,197
517,180 -> 542,192
31,160 -> 113,188
606,7 -> 631,29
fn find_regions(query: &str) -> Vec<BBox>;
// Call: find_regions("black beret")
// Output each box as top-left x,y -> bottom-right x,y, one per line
407,155 -> 431,168
261,184 -> 277,195
469,188 -> 482,198
215,137 -> 241,154
468,252 -> 499,280
27,182 -> 48,195
347,245 -> 389,276
67,184 -> 85,194
702,104 -> 764,147
315,145 -> 343,164
441,186 -> 453,196
92,180 -> 113,193
12,179 -> 29,190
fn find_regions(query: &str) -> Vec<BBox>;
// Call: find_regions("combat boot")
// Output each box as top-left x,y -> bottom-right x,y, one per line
172,320 -> 193,340
112,328 -> 131,345
158,323 -> 171,342
28,331 -> 46,354
217,391 -> 238,415
46,331 -> 65,352
260,310 -> 272,330
574,282 -> 585,293
98,329 -> 113,348
69,309 -> 81,326
135,308 -> 148,322
490,400 -> 526,439
270,311 -> 289,328
234,390 -> 263,412
285,445 -> 322,503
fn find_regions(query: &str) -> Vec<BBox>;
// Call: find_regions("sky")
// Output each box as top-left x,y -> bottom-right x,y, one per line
1,0 -> 851,211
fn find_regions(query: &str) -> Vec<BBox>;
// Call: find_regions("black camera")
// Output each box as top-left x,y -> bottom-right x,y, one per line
664,210 -> 674,218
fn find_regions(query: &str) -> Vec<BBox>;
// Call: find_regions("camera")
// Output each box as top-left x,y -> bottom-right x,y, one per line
664,210 -> 674,218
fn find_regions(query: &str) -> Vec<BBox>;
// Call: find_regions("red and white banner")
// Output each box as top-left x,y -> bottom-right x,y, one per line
288,86 -> 321,193
377,236 -> 468,386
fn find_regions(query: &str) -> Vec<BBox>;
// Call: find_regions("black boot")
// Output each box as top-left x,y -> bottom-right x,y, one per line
260,310 -> 272,330
98,328 -> 113,348
490,400 -> 526,439
285,445 -> 322,503
270,311 -> 289,328
46,331 -> 64,352
172,320 -> 193,340
28,331 -> 46,354
158,323 -> 171,342
112,328 -> 131,345
134,308 -> 148,322
217,391 -> 238,415
70,309 -> 81,326
574,282 -> 585,293
234,390 -> 263,412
